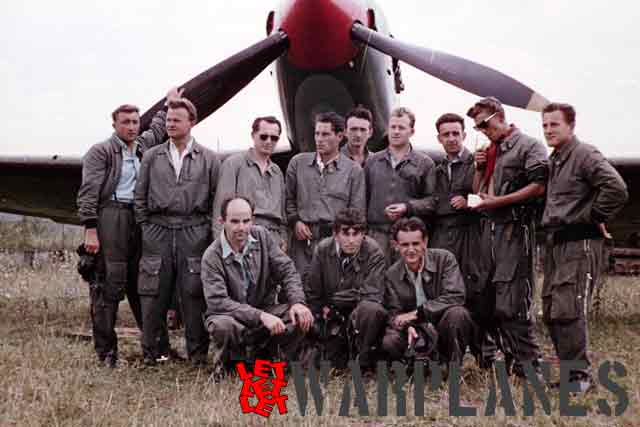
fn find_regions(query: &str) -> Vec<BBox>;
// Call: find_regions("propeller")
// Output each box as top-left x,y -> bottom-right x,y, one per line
351,23 -> 548,112
140,31 -> 289,131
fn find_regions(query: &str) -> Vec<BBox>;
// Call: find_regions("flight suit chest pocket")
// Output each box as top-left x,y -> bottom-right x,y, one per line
184,257 -> 204,297
138,256 -> 162,296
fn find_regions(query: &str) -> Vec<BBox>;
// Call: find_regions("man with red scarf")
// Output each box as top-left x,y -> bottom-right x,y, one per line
467,97 -> 548,379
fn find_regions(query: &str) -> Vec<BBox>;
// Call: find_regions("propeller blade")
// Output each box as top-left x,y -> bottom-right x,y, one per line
140,31 -> 289,131
351,23 -> 548,111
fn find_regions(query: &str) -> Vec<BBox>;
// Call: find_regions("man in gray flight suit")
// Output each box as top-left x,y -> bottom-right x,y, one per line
382,217 -> 475,366
340,106 -> 374,167
286,111 -> 366,280
212,116 -> 287,249
365,107 -> 437,265
304,208 -> 387,371
202,197 -> 314,371
135,97 -> 220,366
541,102 -> 628,392
468,96 -> 548,377
77,87 -> 180,367
429,113 -> 495,367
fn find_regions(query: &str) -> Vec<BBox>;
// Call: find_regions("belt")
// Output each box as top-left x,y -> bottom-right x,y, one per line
149,214 -> 209,229
545,223 -> 602,245
254,215 -> 284,232
101,200 -> 134,209
434,214 -> 479,228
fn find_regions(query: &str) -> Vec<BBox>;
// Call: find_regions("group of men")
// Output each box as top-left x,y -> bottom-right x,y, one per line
77,90 -> 628,392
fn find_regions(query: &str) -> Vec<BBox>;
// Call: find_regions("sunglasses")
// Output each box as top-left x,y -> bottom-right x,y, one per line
473,112 -> 498,131
258,134 -> 280,142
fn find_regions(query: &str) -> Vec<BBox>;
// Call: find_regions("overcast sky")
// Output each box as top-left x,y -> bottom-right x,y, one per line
1,1 -> 639,157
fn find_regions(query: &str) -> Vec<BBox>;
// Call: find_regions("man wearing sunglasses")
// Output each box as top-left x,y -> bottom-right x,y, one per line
212,116 -> 287,250
466,96 -> 548,379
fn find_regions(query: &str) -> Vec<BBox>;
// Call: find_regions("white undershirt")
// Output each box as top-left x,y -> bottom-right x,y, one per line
169,138 -> 193,179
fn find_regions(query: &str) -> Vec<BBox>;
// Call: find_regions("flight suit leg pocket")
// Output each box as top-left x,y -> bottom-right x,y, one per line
549,264 -> 581,322
138,256 -> 162,296
494,282 -> 516,321
104,261 -> 127,302
184,257 -> 203,297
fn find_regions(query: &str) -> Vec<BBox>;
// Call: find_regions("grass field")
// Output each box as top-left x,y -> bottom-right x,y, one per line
0,252 -> 638,426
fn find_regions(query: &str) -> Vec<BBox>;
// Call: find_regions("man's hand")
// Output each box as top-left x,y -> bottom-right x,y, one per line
165,86 -> 184,104
322,306 -> 331,320
84,228 -> 100,254
407,326 -> 418,346
598,223 -> 613,240
385,203 -> 408,222
392,311 -> 418,328
474,150 -> 487,169
470,192 -> 500,211
290,303 -> 314,333
294,221 -> 313,241
260,312 -> 286,336
450,195 -> 467,210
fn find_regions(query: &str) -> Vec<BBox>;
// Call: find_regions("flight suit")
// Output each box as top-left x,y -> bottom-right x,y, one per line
480,127 -> 548,376
212,148 -> 287,247
304,236 -> 387,369
202,226 -> 307,364
285,152 -> 366,280
77,110 -> 166,362
382,249 -> 474,365
364,146 -> 437,264
430,147 -> 495,364
541,137 -> 628,381
135,139 -> 220,363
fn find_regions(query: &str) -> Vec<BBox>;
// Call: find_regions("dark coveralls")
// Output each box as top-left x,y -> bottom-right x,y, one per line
76,110 -> 166,361
285,152 -> 366,280
382,249 -> 475,365
134,139 -> 220,362
429,147 -> 495,364
201,226 -> 308,365
541,137 -> 628,381
479,128 -> 548,376
364,146 -> 437,265
304,236 -> 387,369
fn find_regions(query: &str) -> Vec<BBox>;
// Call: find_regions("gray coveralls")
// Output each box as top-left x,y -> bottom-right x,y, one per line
212,149 -> 288,247
201,226 -> 308,366
76,111 -> 166,361
429,148 -> 495,365
135,139 -> 220,363
382,249 -> 475,365
285,152 -> 366,280
480,128 -> 548,376
304,236 -> 388,369
364,146 -> 436,265
541,137 -> 628,381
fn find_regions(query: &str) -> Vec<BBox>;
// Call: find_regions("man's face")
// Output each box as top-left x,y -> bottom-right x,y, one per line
113,112 -> 140,144
542,110 -> 574,149
346,117 -> 372,150
223,199 -> 254,249
334,226 -> 365,256
437,121 -> 466,156
387,115 -> 414,148
166,107 -> 194,141
252,121 -> 281,158
473,110 -> 502,143
315,121 -> 342,157
395,229 -> 427,266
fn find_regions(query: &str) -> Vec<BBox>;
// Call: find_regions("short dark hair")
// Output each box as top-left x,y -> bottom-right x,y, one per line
542,102 -> 576,127
345,105 -> 373,128
112,104 -> 139,122
390,107 -> 416,129
315,111 -> 345,133
168,98 -> 198,122
251,116 -> 282,134
391,217 -> 428,241
333,208 -> 367,233
220,196 -> 255,220
466,97 -> 505,120
435,113 -> 465,132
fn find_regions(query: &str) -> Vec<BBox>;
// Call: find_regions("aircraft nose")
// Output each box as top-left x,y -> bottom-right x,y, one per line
278,0 -> 367,70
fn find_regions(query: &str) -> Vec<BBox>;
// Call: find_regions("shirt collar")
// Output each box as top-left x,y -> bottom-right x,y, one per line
115,135 -> 138,154
498,125 -> 520,153
220,229 -> 258,259
169,137 -> 195,156
384,144 -> 415,164
404,257 -> 426,282
246,148 -> 278,174
551,135 -> 579,164
340,143 -> 371,161
315,152 -> 341,171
